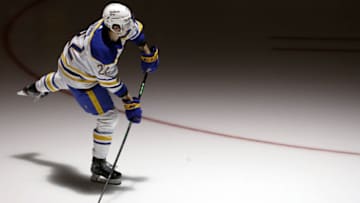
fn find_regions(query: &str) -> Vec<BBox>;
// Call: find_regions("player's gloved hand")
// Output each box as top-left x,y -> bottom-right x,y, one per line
140,46 -> 159,73
122,97 -> 142,123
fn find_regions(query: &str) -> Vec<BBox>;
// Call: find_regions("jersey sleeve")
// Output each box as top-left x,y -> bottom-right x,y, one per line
96,65 -> 128,97
128,20 -> 146,45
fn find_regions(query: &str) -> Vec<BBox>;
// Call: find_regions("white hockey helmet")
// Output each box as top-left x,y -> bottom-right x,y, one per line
102,3 -> 134,36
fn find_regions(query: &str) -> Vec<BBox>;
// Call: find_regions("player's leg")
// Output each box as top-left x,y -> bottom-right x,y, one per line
18,71 -> 68,99
68,84 -> 122,185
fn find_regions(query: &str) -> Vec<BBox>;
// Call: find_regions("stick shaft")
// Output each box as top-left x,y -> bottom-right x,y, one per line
97,73 -> 148,203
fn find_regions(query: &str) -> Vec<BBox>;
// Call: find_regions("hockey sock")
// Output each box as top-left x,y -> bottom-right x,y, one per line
92,129 -> 113,159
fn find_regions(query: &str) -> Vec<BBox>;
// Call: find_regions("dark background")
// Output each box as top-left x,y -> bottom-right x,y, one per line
2,0 -> 360,127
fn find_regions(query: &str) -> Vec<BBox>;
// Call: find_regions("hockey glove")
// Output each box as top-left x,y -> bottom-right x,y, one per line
123,97 -> 142,123
140,46 -> 159,73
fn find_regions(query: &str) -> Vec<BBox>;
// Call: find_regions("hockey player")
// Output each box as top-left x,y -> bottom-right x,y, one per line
17,2 -> 159,185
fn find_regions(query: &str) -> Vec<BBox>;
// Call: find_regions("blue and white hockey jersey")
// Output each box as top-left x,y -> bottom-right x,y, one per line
57,18 -> 144,94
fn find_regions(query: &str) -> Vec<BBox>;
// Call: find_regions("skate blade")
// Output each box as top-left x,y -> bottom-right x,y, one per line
91,174 -> 121,185
17,90 -> 27,96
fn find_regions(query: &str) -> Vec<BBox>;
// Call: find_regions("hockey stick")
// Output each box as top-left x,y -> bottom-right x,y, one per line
97,72 -> 149,203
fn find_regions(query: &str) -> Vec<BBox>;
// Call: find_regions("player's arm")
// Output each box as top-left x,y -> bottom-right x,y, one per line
138,43 -> 151,55
96,66 -> 129,98
129,20 -> 159,73
96,64 -> 140,122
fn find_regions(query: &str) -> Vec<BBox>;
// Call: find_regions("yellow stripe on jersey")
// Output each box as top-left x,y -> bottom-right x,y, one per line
86,90 -> 104,115
98,78 -> 120,87
61,54 -> 97,81
58,64 -> 94,84
88,19 -> 104,45
45,72 -> 57,92
136,20 -> 143,33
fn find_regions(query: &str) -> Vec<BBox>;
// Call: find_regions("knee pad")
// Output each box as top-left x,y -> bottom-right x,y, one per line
96,110 -> 120,132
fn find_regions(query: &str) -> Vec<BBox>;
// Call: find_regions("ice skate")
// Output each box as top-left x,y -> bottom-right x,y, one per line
17,83 -> 48,101
90,157 -> 122,185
